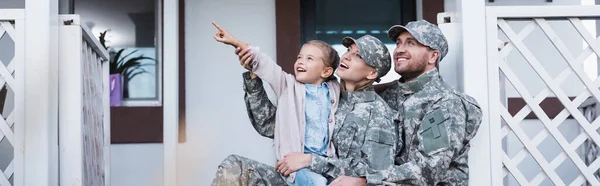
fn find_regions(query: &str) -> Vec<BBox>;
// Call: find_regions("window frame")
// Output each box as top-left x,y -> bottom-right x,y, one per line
120,0 -> 163,107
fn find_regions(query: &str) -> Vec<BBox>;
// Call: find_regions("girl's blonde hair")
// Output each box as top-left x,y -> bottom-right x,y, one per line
305,40 -> 340,81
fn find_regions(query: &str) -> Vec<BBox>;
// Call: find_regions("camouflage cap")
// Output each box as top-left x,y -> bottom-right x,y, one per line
388,20 -> 448,62
342,35 -> 391,82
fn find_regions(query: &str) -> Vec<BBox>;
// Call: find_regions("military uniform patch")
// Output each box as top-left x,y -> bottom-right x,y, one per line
420,109 -> 450,154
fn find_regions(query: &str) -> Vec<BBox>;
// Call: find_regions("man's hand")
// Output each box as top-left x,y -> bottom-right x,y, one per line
212,21 -> 244,48
328,176 -> 367,186
275,152 -> 311,177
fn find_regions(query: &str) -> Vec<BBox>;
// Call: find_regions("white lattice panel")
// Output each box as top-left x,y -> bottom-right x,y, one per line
487,6 -> 600,186
82,39 -> 105,186
0,9 -> 24,186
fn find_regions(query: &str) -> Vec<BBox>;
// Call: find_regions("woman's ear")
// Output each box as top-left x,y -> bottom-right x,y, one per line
366,69 -> 378,80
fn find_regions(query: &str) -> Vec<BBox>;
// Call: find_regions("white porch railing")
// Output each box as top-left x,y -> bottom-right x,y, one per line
0,9 -> 25,186
58,15 -> 110,186
486,5 -> 600,186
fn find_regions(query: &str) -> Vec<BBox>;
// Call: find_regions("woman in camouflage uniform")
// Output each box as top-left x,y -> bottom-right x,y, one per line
211,35 -> 399,186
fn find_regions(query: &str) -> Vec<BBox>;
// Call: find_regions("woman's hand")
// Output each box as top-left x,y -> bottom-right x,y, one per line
235,47 -> 254,71
212,21 -> 242,47
275,152 -> 312,177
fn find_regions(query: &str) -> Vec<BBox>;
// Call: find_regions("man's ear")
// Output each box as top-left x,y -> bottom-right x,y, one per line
428,50 -> 440,65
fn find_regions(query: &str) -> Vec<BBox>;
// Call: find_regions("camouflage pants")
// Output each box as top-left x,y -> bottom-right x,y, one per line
211,154 -> 289,186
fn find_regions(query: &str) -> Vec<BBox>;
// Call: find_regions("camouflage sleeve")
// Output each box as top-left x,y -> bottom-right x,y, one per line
308,153 -> 368,179
242,71 -> 277,139
309,106 -> 397,180
365,98 -> 468,185
438,95 -> 483,185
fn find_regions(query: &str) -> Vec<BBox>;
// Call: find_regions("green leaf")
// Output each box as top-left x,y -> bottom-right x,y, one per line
128,69 -> 151,80
117,56 -> 155,74
116,49 -> 139,65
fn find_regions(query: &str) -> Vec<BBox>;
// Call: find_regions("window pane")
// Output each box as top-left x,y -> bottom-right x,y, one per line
303,0 -> 415,84
75,0 -> 160,100
303,0 -> 415,45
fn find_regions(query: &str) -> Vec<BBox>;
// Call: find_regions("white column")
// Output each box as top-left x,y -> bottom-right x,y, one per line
24,0 -> 59,185
103,48 -> 111,186
163,0 -> 179,185
57,16 -> 83,186
458,0 -> 497,185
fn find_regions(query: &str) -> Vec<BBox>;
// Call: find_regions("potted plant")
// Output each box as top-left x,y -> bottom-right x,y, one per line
99,30 -> 155,106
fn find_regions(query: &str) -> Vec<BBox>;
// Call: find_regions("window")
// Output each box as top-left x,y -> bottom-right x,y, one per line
300,0 -> 416,84
75,0 -> 162,106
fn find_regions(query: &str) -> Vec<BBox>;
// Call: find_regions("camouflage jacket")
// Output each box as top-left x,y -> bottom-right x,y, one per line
242,73 -> 397,178
241,69 -> 482,185
371,69 -> 482,185
308,87 -> 398,180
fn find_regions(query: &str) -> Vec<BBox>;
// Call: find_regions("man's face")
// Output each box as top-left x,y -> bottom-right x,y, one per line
393,32 -> 437,80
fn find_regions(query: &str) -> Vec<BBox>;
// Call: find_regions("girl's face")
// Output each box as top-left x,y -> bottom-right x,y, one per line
294,44 -> 331,85
335,43 -> 376,83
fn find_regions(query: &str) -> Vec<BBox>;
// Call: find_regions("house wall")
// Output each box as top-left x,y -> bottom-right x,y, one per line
176,0 -> 277,185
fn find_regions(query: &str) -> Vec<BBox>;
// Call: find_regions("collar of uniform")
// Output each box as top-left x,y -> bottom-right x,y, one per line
397,68 -> 438,95
341,86 -> 377,103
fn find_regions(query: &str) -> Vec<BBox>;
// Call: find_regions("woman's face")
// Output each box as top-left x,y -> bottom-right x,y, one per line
335,43 -> 375,83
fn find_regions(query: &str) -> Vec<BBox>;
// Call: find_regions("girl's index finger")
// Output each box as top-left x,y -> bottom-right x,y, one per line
212,21 -> 224,31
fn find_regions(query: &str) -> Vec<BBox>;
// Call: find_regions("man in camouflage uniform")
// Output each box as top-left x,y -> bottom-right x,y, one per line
231,20 -> 483,186
212,35 -> 399,185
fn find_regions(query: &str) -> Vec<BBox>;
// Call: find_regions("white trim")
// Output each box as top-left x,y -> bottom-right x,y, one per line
484,8 -> 503,186
461,0 -> 493,186
156,0 -> 164,106
103,46 -> 111,186
58,22 -> 84,186
121,99 -> 162,107
163,0 -> 179,185
24,0 -> 59,185
487,5 -> 600,18
13,16 -> 25,186
0,9 -> 24,20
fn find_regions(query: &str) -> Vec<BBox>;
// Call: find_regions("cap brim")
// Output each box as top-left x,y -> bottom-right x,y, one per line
342,36 -> 366,57
342,37 -> 357,48
387,25 -> 408,42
